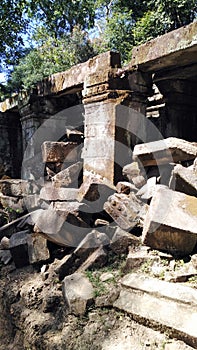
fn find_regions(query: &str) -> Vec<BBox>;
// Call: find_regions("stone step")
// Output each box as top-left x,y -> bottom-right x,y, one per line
114,273 -> 197,348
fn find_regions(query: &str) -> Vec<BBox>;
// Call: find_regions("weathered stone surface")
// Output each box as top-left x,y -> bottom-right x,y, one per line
110,227 -> 140,254
41,141 -> 78,163
142,187 -> 197,256
78,172 -> 116,212
133,138 -> 197,166
0,194 -> 25,212
104,192 -> 147,230
0,179 -> 31,197
122,162 -> 140,180
165,262 -> 197,283
57,230 -> 110,280
28,234 -> 50,264
114,273 -> 197,347
9,231 -> 49,267
116,181 -> 138,195
77,246 -> 108,272
193,158 -> 197,173
52,161 -> 82,187
40,184 -> 78,201
121,246 -> 159,273
136,177 -> 157,200
0,236 -> 10,249
170,164 -> 197,197
130,21 -> 197,72
62,272 -> 94,315
132,175 -> 146,189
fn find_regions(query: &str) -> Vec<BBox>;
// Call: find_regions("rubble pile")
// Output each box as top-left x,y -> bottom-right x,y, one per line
0,136 -> 197,348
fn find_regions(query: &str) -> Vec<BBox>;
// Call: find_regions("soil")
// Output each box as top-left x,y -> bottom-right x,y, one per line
0,253 -> 196,350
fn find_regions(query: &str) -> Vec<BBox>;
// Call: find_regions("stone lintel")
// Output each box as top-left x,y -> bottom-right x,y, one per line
130,21 -> 197,72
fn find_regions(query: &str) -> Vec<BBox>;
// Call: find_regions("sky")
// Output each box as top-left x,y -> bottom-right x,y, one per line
0,73 -> 7,84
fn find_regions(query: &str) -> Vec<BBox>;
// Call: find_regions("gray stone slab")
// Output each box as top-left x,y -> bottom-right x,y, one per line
114,273 -> 197,347
142,186 -> 197,256
133,138 -> 197,166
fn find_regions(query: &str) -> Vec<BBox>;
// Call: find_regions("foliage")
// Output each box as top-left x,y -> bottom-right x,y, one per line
7,26 -> 96,91
0,0 -> 28,69
27,0 -> 96,36
93,8 -> 134,63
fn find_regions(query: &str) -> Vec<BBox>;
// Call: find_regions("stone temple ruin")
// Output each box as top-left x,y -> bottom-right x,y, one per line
0,21 -> 197,349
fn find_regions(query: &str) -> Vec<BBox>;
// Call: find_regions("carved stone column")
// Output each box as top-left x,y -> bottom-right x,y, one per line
82,52 -> 152,184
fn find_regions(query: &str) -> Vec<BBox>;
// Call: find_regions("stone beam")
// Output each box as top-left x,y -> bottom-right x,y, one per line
130,21 -> 197,72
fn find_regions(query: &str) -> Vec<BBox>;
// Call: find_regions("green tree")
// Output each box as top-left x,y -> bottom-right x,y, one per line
7,26 -> 96,92
0,0 -> 29,69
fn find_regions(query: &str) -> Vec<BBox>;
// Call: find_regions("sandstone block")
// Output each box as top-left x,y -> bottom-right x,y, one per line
104,192 -> 147,230
78,172 -> 116,212
114,273 -> 197,347
142,187 -> 197,256
133,138 -> 197,166
170,164 -> 197,197
40,185 -> 78,201
9,230 -> 50,268
57,230 -> 110,280
0,179 -> 30,197
110,227 -> 140,254
41,141 -> 78,163
62,272 -> 94,315
52,161 -> 82,187
33,202 -> 91,247
121,246 -> 159,274
77,247 -> 108,272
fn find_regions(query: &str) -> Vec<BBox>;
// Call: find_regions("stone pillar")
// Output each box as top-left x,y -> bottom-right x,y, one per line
82,52 -> 152,184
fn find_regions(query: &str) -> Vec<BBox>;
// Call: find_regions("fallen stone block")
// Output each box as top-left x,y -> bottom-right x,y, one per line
41,141 -> 78,163
133,138 -> 197,166
0,179 -> 30,197
77,246 -> 108,272
52,161 -> 83,187
62,272 -> 94,315
110,227 -> 140,254
114,273 -> 197,347
136,177 -> 157,201
132,175 -> 146,189
78,172 -> 116,212
57,230 -> 110,280
121,246 -> 159,274
142,187 -> 197,256
0,194 -> 25,212
9,230 -> 50,268
169,164 -> 197,197
116,181 -> 138,195
40,185 -> 78,201
104,192 -> 147,231
0,236 -> 10,249
122,162 -> 140,180
165,262 -> 197,283
28,233 -> 50,264
33,202 -> 91,247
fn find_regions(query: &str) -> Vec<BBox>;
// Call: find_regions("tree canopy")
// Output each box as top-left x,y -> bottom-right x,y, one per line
0,0 -> 196,98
